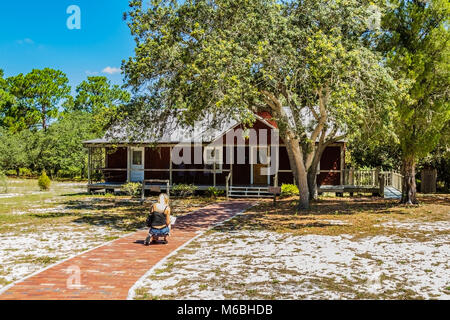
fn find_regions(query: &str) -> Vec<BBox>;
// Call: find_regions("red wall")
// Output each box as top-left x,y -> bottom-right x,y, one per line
102,133 -> 344,186
317,146 -> 342,186
105,147 -> 127,183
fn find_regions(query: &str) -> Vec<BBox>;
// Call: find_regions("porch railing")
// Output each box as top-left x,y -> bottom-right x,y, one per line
342,169 -> 380,187
388,171 -> 403,192
225,172 -> 232,199
342,169 -> 403,191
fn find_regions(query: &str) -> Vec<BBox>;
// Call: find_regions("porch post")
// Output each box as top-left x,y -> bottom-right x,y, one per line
169,146 -> 173,186
126,146 -> 131,182
230,146 -> 233,186
87,146 -> 91,185
166,180 -> 170,198
340,144 -> 344,185
213,163 -> 216,187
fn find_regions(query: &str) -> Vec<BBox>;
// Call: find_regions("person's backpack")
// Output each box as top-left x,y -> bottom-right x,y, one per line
145,205 -> 154,227
145,205 -> 168,227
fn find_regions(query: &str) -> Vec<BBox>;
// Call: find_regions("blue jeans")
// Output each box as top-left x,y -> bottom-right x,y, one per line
150,226 -> 169,236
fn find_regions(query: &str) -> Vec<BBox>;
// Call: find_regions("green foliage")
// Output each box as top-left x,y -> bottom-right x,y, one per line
122,0 -> 398,208
0,69 -> 116,179
19,168 -> 32,176
38,171 -> 51,191
281,184 -> 299,198
206,186 -> 224,198
348,135 -> 402,170
0,128 -> 29,174
123,0 -> 395,139
0,170 -> 7,193
42,111 -> 100,177
72,76 -> 130,131
378,0 -> 450,160
0,69 -> 16,129
5,68 -> 71,131
172,184 -> 198,197
122,182 -> 142,197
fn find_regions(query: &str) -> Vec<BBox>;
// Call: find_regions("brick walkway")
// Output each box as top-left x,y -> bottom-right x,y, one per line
0,201 -> 253,300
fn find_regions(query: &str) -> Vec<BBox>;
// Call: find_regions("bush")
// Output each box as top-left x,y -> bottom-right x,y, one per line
38,171 -> 51,191
0,171 -> 7,193
19,167 -> 32,177
122,182 -> 142,197
5,170 -> 16,176
172,184 -> 198,197
281,183 -> 299,197
206,186 -> 224,198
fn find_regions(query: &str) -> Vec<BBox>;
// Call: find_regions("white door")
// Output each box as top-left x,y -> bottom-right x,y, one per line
130,147 -> 144,182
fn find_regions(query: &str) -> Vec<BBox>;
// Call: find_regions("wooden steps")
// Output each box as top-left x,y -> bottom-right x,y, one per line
228,186 -> 272,198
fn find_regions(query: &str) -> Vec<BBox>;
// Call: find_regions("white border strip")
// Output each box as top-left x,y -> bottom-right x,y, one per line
126,202 -> 256,300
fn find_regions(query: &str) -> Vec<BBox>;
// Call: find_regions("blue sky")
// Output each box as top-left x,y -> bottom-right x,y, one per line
0,1 -> 135,91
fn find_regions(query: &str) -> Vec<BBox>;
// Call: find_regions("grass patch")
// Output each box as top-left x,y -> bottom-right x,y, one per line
214,194 -> 450,241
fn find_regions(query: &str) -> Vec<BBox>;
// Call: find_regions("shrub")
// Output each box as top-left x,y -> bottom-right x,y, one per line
0,171 -> 7,193
122,182 -> 142,197
5,170 -> 16,176
38,171 -> 51,191
19,167 -> 32,177
172,184 -> 198,197
206,186 -> 224,198
281,183 -> 299,197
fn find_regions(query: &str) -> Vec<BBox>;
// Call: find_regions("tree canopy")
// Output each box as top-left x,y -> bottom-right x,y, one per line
375,0 -> 450,203
5,68 -> 71,131
0,69 -> 127,178
123,0 -> 397,208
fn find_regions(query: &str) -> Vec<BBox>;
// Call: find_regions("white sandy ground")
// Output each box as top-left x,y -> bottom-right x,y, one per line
0,225 -> 126,288
132,221 -> 450,300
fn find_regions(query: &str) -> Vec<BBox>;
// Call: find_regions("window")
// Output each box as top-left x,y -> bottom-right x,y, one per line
132,150 -> 142,165
204,146 -> 223,173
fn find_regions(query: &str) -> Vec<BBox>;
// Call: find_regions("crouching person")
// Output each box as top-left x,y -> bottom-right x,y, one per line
145,193 -> 171,245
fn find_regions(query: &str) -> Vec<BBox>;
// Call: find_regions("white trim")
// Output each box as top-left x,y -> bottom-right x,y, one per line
126,202 -> 256,300
203,146 -> 223,174
126,147 -> 131,182
250,146 -> 270,185
130,147 -> 145,182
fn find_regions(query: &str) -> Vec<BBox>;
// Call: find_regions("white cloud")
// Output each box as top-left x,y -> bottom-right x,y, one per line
85,70 -> 99,76
16,38 -> 34,45
102,66 -> 121,75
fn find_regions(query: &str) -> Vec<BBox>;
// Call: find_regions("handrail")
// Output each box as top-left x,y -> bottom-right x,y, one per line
225,172 -> 232,199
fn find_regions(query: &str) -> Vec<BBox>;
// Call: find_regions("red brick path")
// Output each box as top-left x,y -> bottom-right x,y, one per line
0,201 -> 253,300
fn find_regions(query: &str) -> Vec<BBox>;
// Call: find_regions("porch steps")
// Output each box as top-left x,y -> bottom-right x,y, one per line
228,186 -> 272,198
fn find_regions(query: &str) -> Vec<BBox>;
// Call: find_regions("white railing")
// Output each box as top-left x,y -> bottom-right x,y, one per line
342,169 -> 380,187
342,169 -> 403,192
225,172 -> 232,199
391,171 -> 403,192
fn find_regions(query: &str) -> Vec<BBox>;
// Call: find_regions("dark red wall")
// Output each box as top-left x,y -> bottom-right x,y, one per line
102,139 -> 344,186
105,147 -> 127,183
317,146 -> 342,186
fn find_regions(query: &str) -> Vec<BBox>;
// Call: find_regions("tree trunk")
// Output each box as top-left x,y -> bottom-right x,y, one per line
306,142 -> 328,201
42,104 -> 47,131
401,156 -> 417,204
307,168 -> 319,201
284,134 -> 310,210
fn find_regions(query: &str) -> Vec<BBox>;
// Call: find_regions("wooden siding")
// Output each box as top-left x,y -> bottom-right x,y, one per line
105,147 -> 127,183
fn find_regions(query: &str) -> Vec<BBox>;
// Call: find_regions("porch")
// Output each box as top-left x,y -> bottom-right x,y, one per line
85,145 -> 403,199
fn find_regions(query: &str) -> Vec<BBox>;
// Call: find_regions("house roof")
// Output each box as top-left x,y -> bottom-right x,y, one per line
83,113 -> 277,145
83,108 -> 345,145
